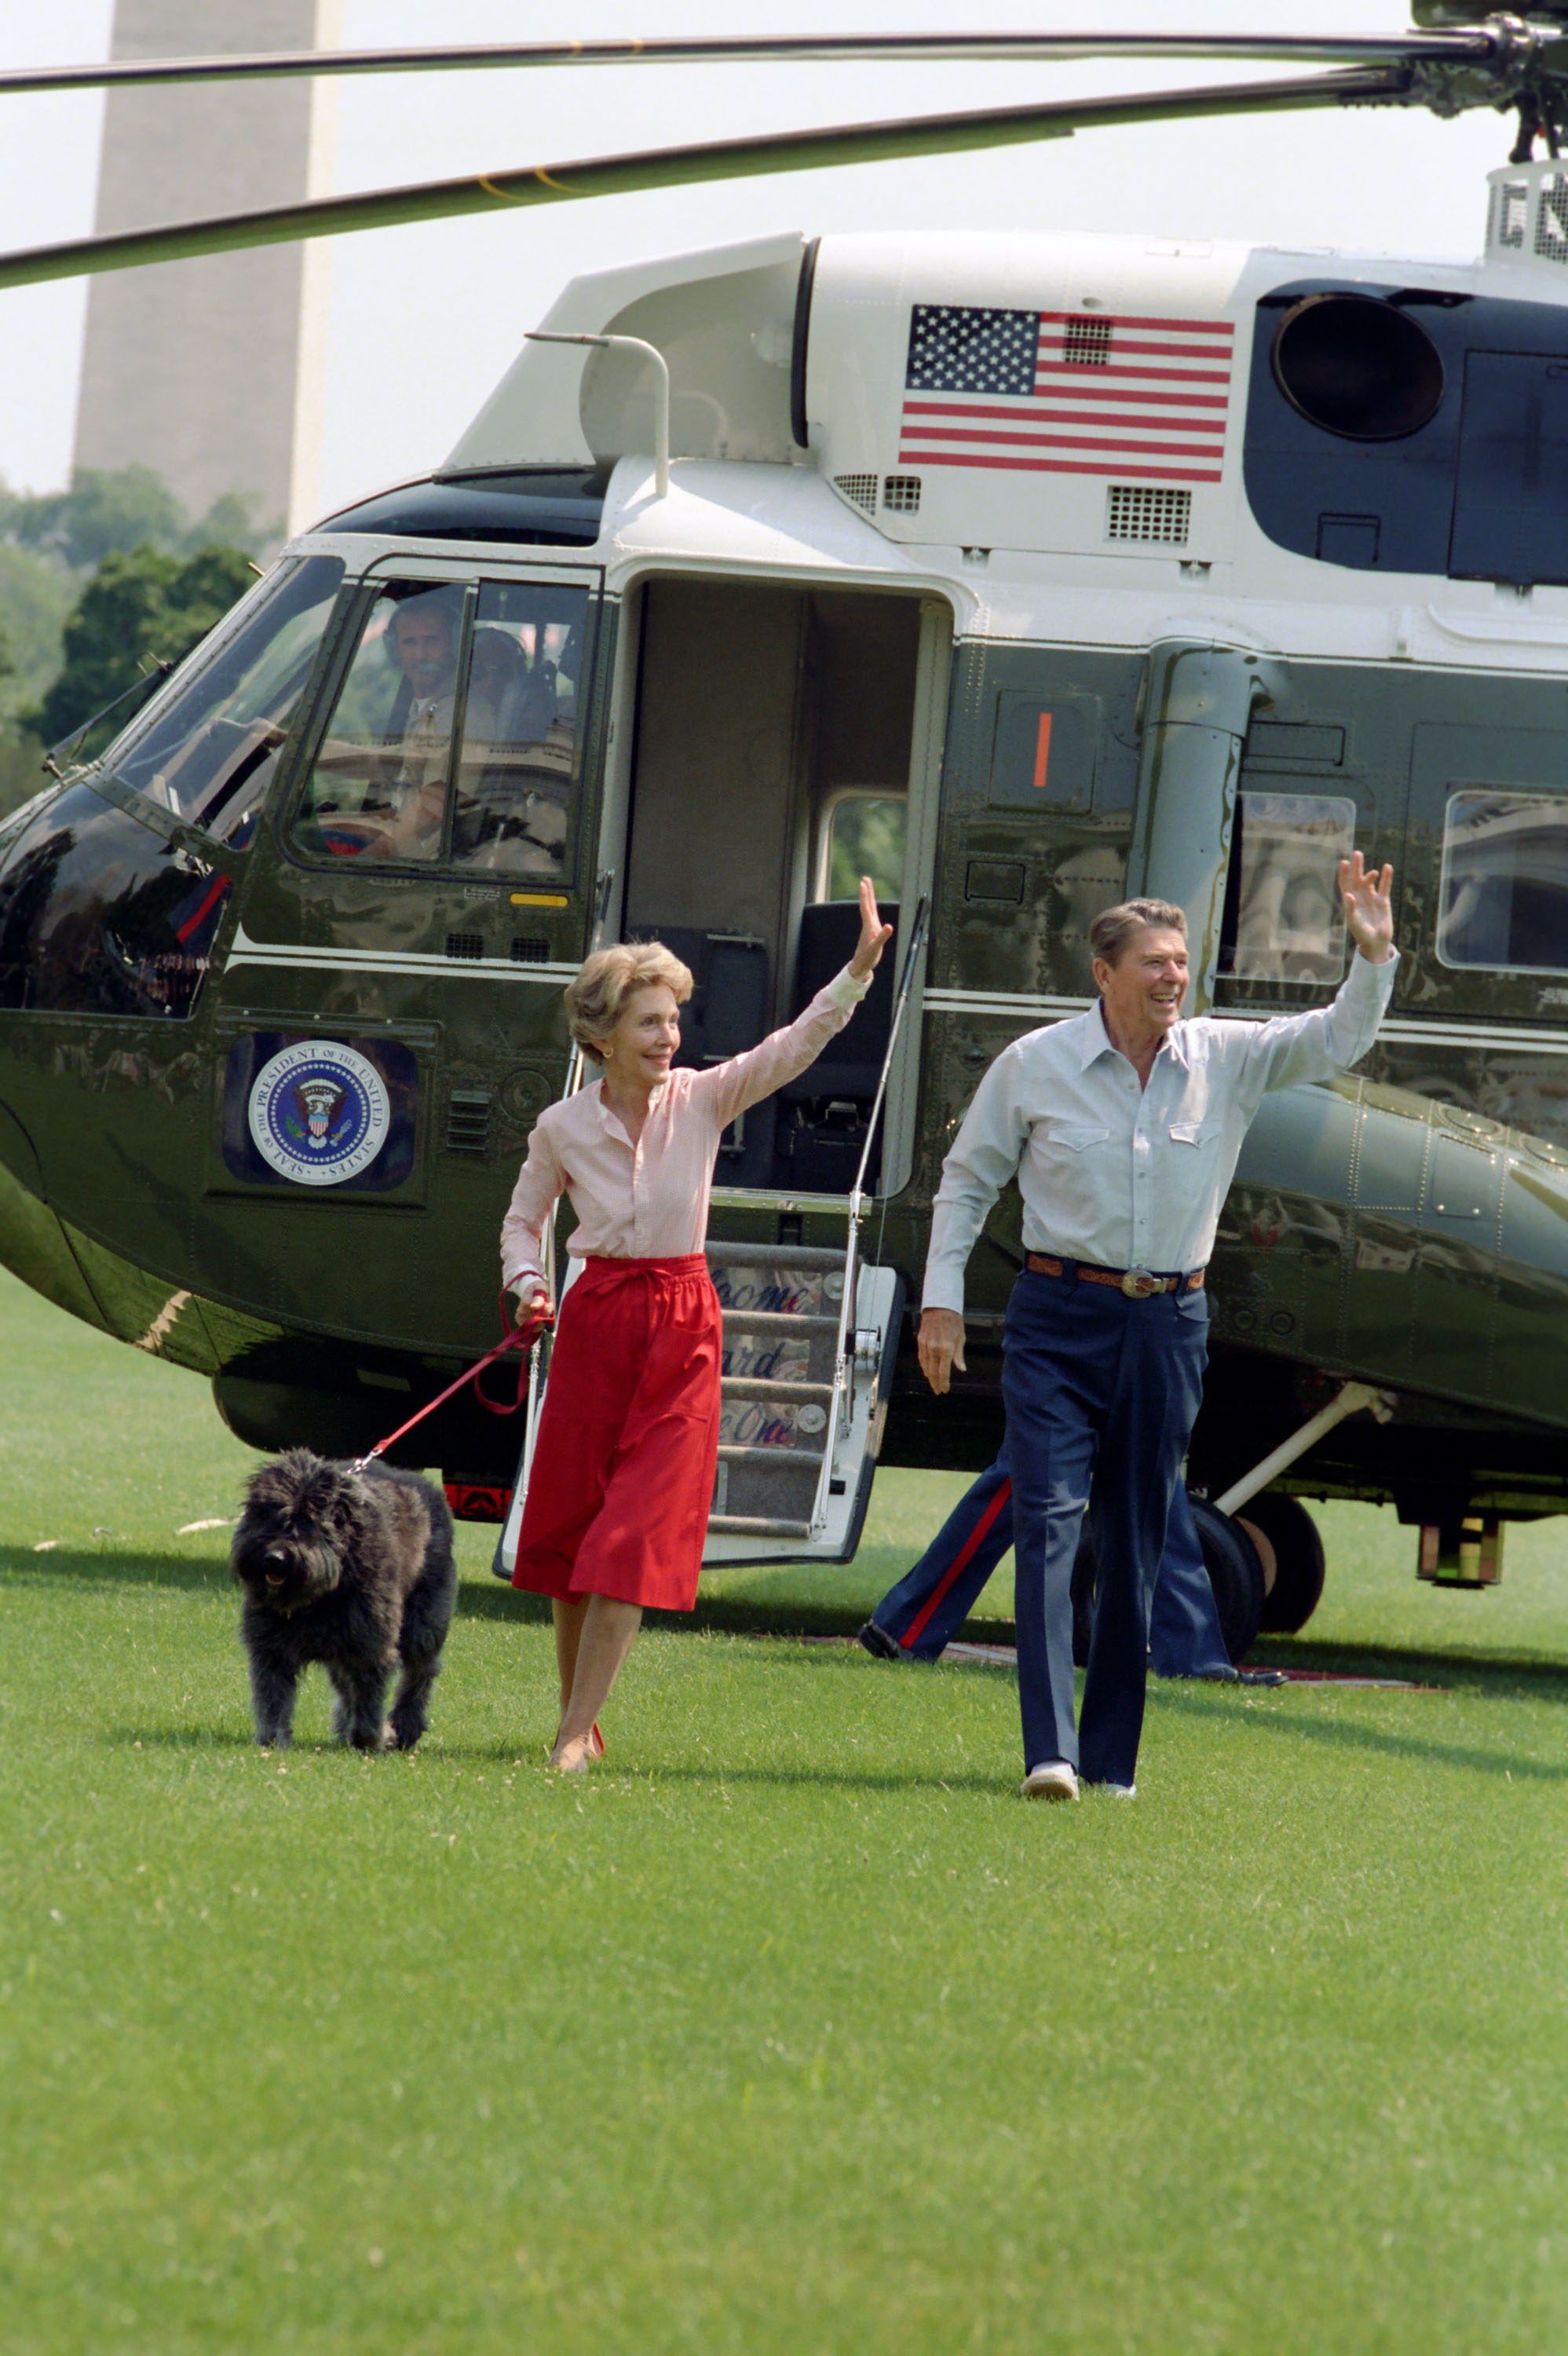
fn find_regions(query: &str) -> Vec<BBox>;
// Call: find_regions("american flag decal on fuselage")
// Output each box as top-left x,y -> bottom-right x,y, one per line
900,304 -> 1234,484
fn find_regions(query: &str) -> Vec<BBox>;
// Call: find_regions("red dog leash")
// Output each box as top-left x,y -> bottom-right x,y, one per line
352,1296 -> 553,1472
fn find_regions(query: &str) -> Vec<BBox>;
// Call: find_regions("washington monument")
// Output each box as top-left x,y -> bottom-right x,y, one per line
73,0 -> 339,537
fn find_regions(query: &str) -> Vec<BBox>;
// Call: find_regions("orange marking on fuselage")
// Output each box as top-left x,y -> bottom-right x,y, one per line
1033,711 -> 1053,792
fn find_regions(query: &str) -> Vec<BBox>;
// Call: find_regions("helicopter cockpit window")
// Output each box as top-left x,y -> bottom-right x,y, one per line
1438,789 -> 1568,972
293,584 -> 464,862
93,555 -> 345,850
1219,791 -> 1355,985
291,578 -> 589,874
449,583 -> 588,877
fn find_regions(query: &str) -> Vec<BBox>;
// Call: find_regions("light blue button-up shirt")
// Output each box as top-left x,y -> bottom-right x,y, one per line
923,949 -> 1398,1315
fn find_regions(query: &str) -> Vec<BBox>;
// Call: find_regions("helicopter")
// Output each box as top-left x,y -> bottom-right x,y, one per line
2,11 -> 1568,1655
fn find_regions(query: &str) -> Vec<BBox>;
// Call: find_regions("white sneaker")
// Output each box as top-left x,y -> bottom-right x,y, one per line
1020,1760 -> 1080,1802
1100,1782 -> 1137,1799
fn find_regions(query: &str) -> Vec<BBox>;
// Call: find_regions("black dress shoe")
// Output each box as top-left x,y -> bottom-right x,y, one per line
1191,1666 -> 1288,1688
857,1620 -> 904,1661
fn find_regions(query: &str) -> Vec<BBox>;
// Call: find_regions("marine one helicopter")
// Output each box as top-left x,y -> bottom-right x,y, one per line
5,11 -> 1568,1652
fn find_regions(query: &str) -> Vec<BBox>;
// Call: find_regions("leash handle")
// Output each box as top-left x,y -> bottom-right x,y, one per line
353,1297 -> 554,1469
473,1293 -> 554,1415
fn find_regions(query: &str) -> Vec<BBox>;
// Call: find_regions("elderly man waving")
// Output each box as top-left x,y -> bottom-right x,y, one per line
919,854 -> 1397,1803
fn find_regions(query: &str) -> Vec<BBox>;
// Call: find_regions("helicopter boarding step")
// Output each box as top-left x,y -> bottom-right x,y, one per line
704,1238 -> 902,1562
488,1237 -> 903,1578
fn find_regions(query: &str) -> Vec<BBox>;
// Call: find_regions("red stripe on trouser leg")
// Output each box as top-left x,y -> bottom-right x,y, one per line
902,1479 -> 1013,1648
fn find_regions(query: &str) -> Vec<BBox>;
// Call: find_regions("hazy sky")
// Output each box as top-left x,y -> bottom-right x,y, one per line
0,2 -> 1517,520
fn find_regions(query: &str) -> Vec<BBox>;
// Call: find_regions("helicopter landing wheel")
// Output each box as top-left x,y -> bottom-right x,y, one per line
1068,1494 -> 1266,1670
1187,1496 -> 1266,1666
1239,1491 -> 1327,1635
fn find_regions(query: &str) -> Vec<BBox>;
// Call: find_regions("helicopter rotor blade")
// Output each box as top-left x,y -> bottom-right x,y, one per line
0,67 -> 1423,297
0,32 -> 1500,99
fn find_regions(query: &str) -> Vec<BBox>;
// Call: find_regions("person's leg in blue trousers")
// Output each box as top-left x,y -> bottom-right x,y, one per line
1076,1285 -> 1209,1783
868,1441 -> 1012,1658
1150,1487 -> 1232,1679
1003,1269 -> 1208,1785
1000,1272 -> 1111,1775
866,1449 -> 1231,1677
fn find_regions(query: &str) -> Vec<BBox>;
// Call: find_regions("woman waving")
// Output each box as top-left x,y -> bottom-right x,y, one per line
500,878 -> 894,1772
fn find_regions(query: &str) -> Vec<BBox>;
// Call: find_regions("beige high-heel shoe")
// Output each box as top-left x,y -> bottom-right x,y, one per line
550,1720 -> 605,1768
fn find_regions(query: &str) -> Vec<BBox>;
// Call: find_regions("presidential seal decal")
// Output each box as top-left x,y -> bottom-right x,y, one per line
247,1041 -> 391,1187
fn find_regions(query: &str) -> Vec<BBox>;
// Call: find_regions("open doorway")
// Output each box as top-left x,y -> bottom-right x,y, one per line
619,576 -> 936,1193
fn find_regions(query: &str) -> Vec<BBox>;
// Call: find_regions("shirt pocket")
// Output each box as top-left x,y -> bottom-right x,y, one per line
1162,1117 -> 1226,1213
1056,1123 -> 1112,1153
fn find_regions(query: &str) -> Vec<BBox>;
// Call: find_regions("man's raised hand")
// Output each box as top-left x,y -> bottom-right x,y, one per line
1338,850 -> 1394,964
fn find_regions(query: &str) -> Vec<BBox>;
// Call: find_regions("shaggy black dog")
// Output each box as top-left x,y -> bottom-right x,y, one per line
232,1450 -> 457,1751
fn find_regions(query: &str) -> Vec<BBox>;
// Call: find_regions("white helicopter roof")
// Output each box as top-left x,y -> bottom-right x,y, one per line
442,167 -> 1568,581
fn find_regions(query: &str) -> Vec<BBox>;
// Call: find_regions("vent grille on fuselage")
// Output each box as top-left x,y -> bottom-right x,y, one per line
510,935 -> 549,964
1486,171 -> 1568,258
883,475 -> 921,513
444,1088 -> 492,1155
1490,177 -> 1530,250
444,932 -> 485,960
832,473 -> 879,514
1106,485 -> 1192,545
1063,314 -> 1113,367
1535,174 -> 1568,262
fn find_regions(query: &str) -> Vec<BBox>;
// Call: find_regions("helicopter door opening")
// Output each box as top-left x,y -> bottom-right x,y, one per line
492,577 -> 947,1575
612,576 -> 945,1198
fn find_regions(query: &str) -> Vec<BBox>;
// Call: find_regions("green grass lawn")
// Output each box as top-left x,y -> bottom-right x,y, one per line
3,1264 -> 1567,2355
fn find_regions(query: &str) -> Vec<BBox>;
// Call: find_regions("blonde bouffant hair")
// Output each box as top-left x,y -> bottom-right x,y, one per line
565,940 -> 695,1059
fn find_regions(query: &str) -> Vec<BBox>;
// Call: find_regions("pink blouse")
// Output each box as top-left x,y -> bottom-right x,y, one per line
499,964 -> 872,1297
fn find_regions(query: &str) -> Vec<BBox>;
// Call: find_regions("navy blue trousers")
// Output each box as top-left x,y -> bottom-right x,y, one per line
869,1447 -> 1230,1677
1002,1265 -> 1209,1787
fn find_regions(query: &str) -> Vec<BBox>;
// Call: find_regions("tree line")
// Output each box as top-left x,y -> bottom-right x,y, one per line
0,464 -> 273,817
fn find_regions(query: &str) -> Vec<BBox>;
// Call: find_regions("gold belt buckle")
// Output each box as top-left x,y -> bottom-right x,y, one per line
1121,1268 -> 1162,1298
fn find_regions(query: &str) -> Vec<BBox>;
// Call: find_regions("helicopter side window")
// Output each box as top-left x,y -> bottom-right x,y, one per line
1218,791 -> 1355,985
95,554 -> 345,850
291,584 -> 465,862
815,789 -> 907,903
448,582 -> 589,878
1438,789 -> 1568,973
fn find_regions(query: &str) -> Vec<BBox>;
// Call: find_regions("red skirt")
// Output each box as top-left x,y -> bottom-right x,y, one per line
510,1254 -> 722,1612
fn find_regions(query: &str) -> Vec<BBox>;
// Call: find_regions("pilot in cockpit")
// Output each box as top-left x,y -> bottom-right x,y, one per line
302,587 -> 577,869
334,591 -> 468,858
449,619 -> 573,873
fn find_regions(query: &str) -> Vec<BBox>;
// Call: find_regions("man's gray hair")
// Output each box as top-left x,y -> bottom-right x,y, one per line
1089,898 -> 1188,968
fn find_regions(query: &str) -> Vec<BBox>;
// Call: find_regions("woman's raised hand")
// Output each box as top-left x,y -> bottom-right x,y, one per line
848,874 -> 896,979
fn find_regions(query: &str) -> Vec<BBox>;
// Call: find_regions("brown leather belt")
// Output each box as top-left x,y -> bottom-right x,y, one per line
1025,1253 -> 1206,1299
